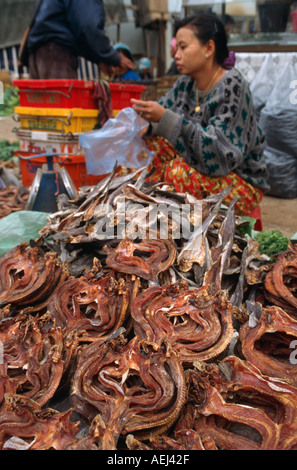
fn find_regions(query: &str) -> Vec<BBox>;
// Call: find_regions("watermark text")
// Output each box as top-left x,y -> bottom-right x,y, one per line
94,198 -> 203,242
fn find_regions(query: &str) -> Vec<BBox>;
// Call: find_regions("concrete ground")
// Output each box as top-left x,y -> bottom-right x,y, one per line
0,116 -> 18,143
260,195 -> 297,239
1,116 -> 297,238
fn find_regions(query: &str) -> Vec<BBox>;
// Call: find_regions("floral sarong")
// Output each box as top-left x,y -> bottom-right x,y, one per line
144,136 -> 263,216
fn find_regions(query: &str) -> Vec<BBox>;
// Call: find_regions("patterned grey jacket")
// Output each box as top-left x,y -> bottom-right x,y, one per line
151,68 -> 269,190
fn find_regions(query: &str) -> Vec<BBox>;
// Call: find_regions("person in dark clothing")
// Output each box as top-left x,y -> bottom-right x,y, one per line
27,0 -> 134,79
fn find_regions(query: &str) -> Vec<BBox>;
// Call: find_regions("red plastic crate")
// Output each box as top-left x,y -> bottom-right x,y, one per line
17,151 -> 107,189
13,79 -> 97,109
109,83 -> 146,110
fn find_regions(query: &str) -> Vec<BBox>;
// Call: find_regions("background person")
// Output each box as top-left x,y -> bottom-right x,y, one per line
223,14 -> 236,68
112,43 -> 141,81
131,14 -> 269,216
166,37 -> 179,76
26,0 -> 134,79
137,57 -> 153,80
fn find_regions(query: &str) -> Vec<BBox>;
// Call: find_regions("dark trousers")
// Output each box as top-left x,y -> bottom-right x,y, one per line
28,42 -> 78,79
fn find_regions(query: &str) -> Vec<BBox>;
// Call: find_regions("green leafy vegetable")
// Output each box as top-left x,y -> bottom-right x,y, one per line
0,139 -> 20,161
255,229 -> 289,258
0,85 -> 20,117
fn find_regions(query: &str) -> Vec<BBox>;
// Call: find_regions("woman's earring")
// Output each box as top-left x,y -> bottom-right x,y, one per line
205,54 -> 209,58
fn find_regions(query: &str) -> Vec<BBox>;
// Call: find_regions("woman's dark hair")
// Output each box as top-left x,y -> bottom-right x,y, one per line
175,14 -> 229,66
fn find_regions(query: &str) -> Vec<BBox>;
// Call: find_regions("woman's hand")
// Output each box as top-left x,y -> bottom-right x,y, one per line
131,99 -> 165,123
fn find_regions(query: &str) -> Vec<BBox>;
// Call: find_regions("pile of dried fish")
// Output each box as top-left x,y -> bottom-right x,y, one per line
0,166 -> 297,450
0,186 -> 29,219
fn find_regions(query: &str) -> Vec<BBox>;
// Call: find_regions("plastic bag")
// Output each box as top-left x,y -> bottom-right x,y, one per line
0,210 -> 50,258
264,146 -> 297,199
258,61 -> 297,198
260,61 -> 297,115
259,61 -> 297,155
250,55 -> 277,120
260,109 -> 297,158
79,107 -> 154,175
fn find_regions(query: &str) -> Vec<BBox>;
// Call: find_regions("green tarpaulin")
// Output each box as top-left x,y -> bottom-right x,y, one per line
0,210 -> 50,258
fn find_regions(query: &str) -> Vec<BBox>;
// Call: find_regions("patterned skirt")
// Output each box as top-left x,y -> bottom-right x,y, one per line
144,136 -> 263,217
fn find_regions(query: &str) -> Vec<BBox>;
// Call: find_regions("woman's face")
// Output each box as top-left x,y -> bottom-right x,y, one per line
175,27 -> 208,76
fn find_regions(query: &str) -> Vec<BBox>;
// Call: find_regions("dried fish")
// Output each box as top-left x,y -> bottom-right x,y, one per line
239,304 -> 297,385
105,238 -> 177,281
71,335 -> 186,447
131,282 -> 233,364
0,186 -> 29,219
177,186 -> 232,272
264,244 -> 297,316
0,243 -> 66,312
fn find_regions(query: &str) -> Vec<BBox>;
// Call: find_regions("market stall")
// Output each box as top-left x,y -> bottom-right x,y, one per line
0,79 -> 297,449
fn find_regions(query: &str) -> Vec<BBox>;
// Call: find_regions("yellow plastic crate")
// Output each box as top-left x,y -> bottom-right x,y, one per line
14,106 -> 99,133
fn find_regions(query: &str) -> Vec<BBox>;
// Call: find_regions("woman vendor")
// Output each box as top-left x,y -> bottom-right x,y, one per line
131,14 -> 269,216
